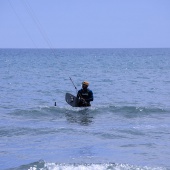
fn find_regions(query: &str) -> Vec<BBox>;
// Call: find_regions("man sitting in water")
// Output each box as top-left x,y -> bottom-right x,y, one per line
77,81 -> 93,107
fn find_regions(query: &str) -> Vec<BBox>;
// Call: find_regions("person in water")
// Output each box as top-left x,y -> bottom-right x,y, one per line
77,81 -> 93,107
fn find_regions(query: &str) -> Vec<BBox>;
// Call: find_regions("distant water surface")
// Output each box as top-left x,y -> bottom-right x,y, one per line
0,48 -> 170,170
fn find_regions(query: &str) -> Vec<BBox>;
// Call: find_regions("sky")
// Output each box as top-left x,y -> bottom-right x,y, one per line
0,0 -> 170,48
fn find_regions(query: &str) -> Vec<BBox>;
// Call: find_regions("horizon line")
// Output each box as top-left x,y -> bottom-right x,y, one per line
0,47 -> 170,50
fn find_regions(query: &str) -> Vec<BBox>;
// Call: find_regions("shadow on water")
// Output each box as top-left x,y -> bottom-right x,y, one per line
65,108 -> 94,126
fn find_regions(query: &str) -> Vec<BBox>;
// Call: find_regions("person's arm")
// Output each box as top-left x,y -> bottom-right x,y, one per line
77,90 -> 83,99
77,91 -> 80,99
77,90 -> 87,105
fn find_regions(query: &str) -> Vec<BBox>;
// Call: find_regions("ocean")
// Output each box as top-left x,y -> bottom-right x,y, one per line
0,48 -> 170,170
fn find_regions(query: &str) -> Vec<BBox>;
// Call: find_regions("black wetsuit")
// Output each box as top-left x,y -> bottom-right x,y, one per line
77,88 -> 93,107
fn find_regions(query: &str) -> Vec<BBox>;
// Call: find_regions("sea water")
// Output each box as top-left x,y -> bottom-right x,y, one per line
0,48 -> 170,170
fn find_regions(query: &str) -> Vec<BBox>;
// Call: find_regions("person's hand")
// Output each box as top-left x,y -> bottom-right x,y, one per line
80,98 -> 85,102
80,98 -> 87,104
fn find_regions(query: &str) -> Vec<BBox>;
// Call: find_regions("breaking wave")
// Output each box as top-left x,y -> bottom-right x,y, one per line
6,160 -> 167,170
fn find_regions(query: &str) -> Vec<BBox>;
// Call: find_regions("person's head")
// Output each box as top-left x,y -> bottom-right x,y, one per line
82,81 -> 89,89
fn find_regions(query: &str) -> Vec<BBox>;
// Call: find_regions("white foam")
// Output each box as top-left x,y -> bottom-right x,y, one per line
29,162 -> 166,170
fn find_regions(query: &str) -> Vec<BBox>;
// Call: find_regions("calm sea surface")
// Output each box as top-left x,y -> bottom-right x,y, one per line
0,48 -> 170,170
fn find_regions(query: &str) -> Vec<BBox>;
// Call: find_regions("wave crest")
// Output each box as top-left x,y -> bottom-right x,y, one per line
7,160 -> 167,170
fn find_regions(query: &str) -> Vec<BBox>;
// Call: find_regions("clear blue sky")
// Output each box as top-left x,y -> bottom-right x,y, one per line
1,0 -> 170,48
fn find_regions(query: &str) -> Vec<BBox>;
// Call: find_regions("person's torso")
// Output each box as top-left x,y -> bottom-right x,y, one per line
80,89 -> 90,100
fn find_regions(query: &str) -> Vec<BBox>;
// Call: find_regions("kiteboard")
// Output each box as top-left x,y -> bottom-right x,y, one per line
65,93 -> 80,107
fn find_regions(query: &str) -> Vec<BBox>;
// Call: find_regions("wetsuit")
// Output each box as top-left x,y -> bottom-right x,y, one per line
77,88 -> 93,107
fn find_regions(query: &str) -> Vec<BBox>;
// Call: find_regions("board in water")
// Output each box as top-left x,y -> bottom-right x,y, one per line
65,93 -> 79,107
